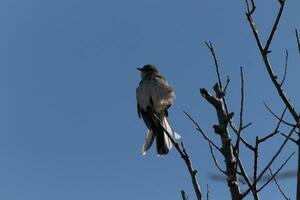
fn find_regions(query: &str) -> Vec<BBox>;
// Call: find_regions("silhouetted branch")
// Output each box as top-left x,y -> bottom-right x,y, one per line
241,122 -> 252,130
269,169 -> 290,200
257,152 -> 295,193
200,86 -> 242,199
205,42 -> 223,91
245,0 -> 299,123
280,133 -> 298,145
245,0 -> 256,15
181,142 -> 203,200
241,125 -> 297,198
237,158 -> 253,189
205,41 -> 231,115
209,143 -> 226,174
296,29 -> 300,54
153,114 -> 203,200
181,190 -> 188,200
184,111 -> 221,152
235,67 -> 245,159
264,104 -> 294,127
206,184 -> 210,200
264,0 -> 285,53
280,50 -> 288,86
223,76 -> 230,93
258,106 -> 287,143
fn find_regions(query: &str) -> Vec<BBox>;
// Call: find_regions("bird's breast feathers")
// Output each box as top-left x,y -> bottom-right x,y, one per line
137,76 -> 175,113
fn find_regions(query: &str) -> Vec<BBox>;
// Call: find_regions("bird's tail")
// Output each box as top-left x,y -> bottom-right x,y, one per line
142,129 -> 155,156
142,116 -> 178,156
156,116 -> 172,155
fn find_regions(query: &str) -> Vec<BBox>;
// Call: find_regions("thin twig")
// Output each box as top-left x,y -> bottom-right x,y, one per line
181,142 -> 203,200
235,67 -> 245,157
231,122 -> 255,151
242,122 -> 252,130
246,0 -> 299,123
184,111 -> 222,152
204,42 -> 231,116
245,0 -> 256,15
241,125 -> 297,198
258,130 -> 279,143
280,50 -> 288,86
269,169 -> 290,200
280,133 -> 298,145
264,0 -> 285,52
257,151 -> 295,193
223,76 -> 230,93
264,103 -> 294,127
209,143 -> 227,174
206,184 -> 210,200
205,41 -> 223,90
153,114 -> 203,200
238,68 -> 245,132
252,137 -> 259,197
258,106 -> 287,144
237,158 -> 253,189
296,29 -> 300,54
181,190 -> 188,200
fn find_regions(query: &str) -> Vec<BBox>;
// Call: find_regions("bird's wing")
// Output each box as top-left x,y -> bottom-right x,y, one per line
140,108 -> 155,130
136,86 -> 142,118
152,75 -> 175,110
155,75 -> 174,94
137,103 -> 141,118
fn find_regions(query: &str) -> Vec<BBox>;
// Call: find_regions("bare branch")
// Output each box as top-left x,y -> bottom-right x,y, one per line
242,125 -> 297,198
209,143 -> 227,174
264,103 -> 294,127
264,0 -> 285,52
280,50 -> 288,86
238,67 -> 245,132
205,41 -> 223,91
258,130 -> 279,144
235,67 -> 245,158
200,86 -> 242,199
204,41 -> 231,117
280,133 -> 299,145
245,0 -> 256,15
245,0 -> 299,122
206,184 -> 210,200
181,142 -> 203,200
181,190 -> 188,200
184,111 -> 222,152
245,6 -> 264,53
269,169 -> 290,200
153,114 -> 203,200
296,29 -> 300,54
223,76 -> 230,93
231,122 -> 255,151
241,122 -> 252,130
237,158 -> 253,191
257,106 -> 287,143
252,137 -> 259,197
257,151 -> 295,193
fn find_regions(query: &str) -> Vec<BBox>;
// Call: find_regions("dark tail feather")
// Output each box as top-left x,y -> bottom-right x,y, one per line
155,117 -> 173,155
141,109 -> 173,156
155,126 -> 169,155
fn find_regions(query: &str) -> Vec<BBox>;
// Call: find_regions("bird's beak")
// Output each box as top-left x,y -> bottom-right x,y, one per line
137,68 -> 142,71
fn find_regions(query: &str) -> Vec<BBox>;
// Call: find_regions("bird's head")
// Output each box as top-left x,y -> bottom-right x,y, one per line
137,64 -> 159,79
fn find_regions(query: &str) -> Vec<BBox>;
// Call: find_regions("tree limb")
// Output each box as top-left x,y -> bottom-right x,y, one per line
153,114 -> 203,200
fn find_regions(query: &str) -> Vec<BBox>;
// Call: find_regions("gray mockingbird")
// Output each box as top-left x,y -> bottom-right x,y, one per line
136,64 -> 178,155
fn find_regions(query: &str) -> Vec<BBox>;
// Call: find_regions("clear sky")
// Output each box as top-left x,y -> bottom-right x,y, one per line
0,0 -> 299,199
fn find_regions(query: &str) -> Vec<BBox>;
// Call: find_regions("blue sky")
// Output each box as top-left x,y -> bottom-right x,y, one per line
0,0 -> 299,199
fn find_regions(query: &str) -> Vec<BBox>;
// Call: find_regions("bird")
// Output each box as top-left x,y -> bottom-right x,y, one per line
136,64 -> 178,156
